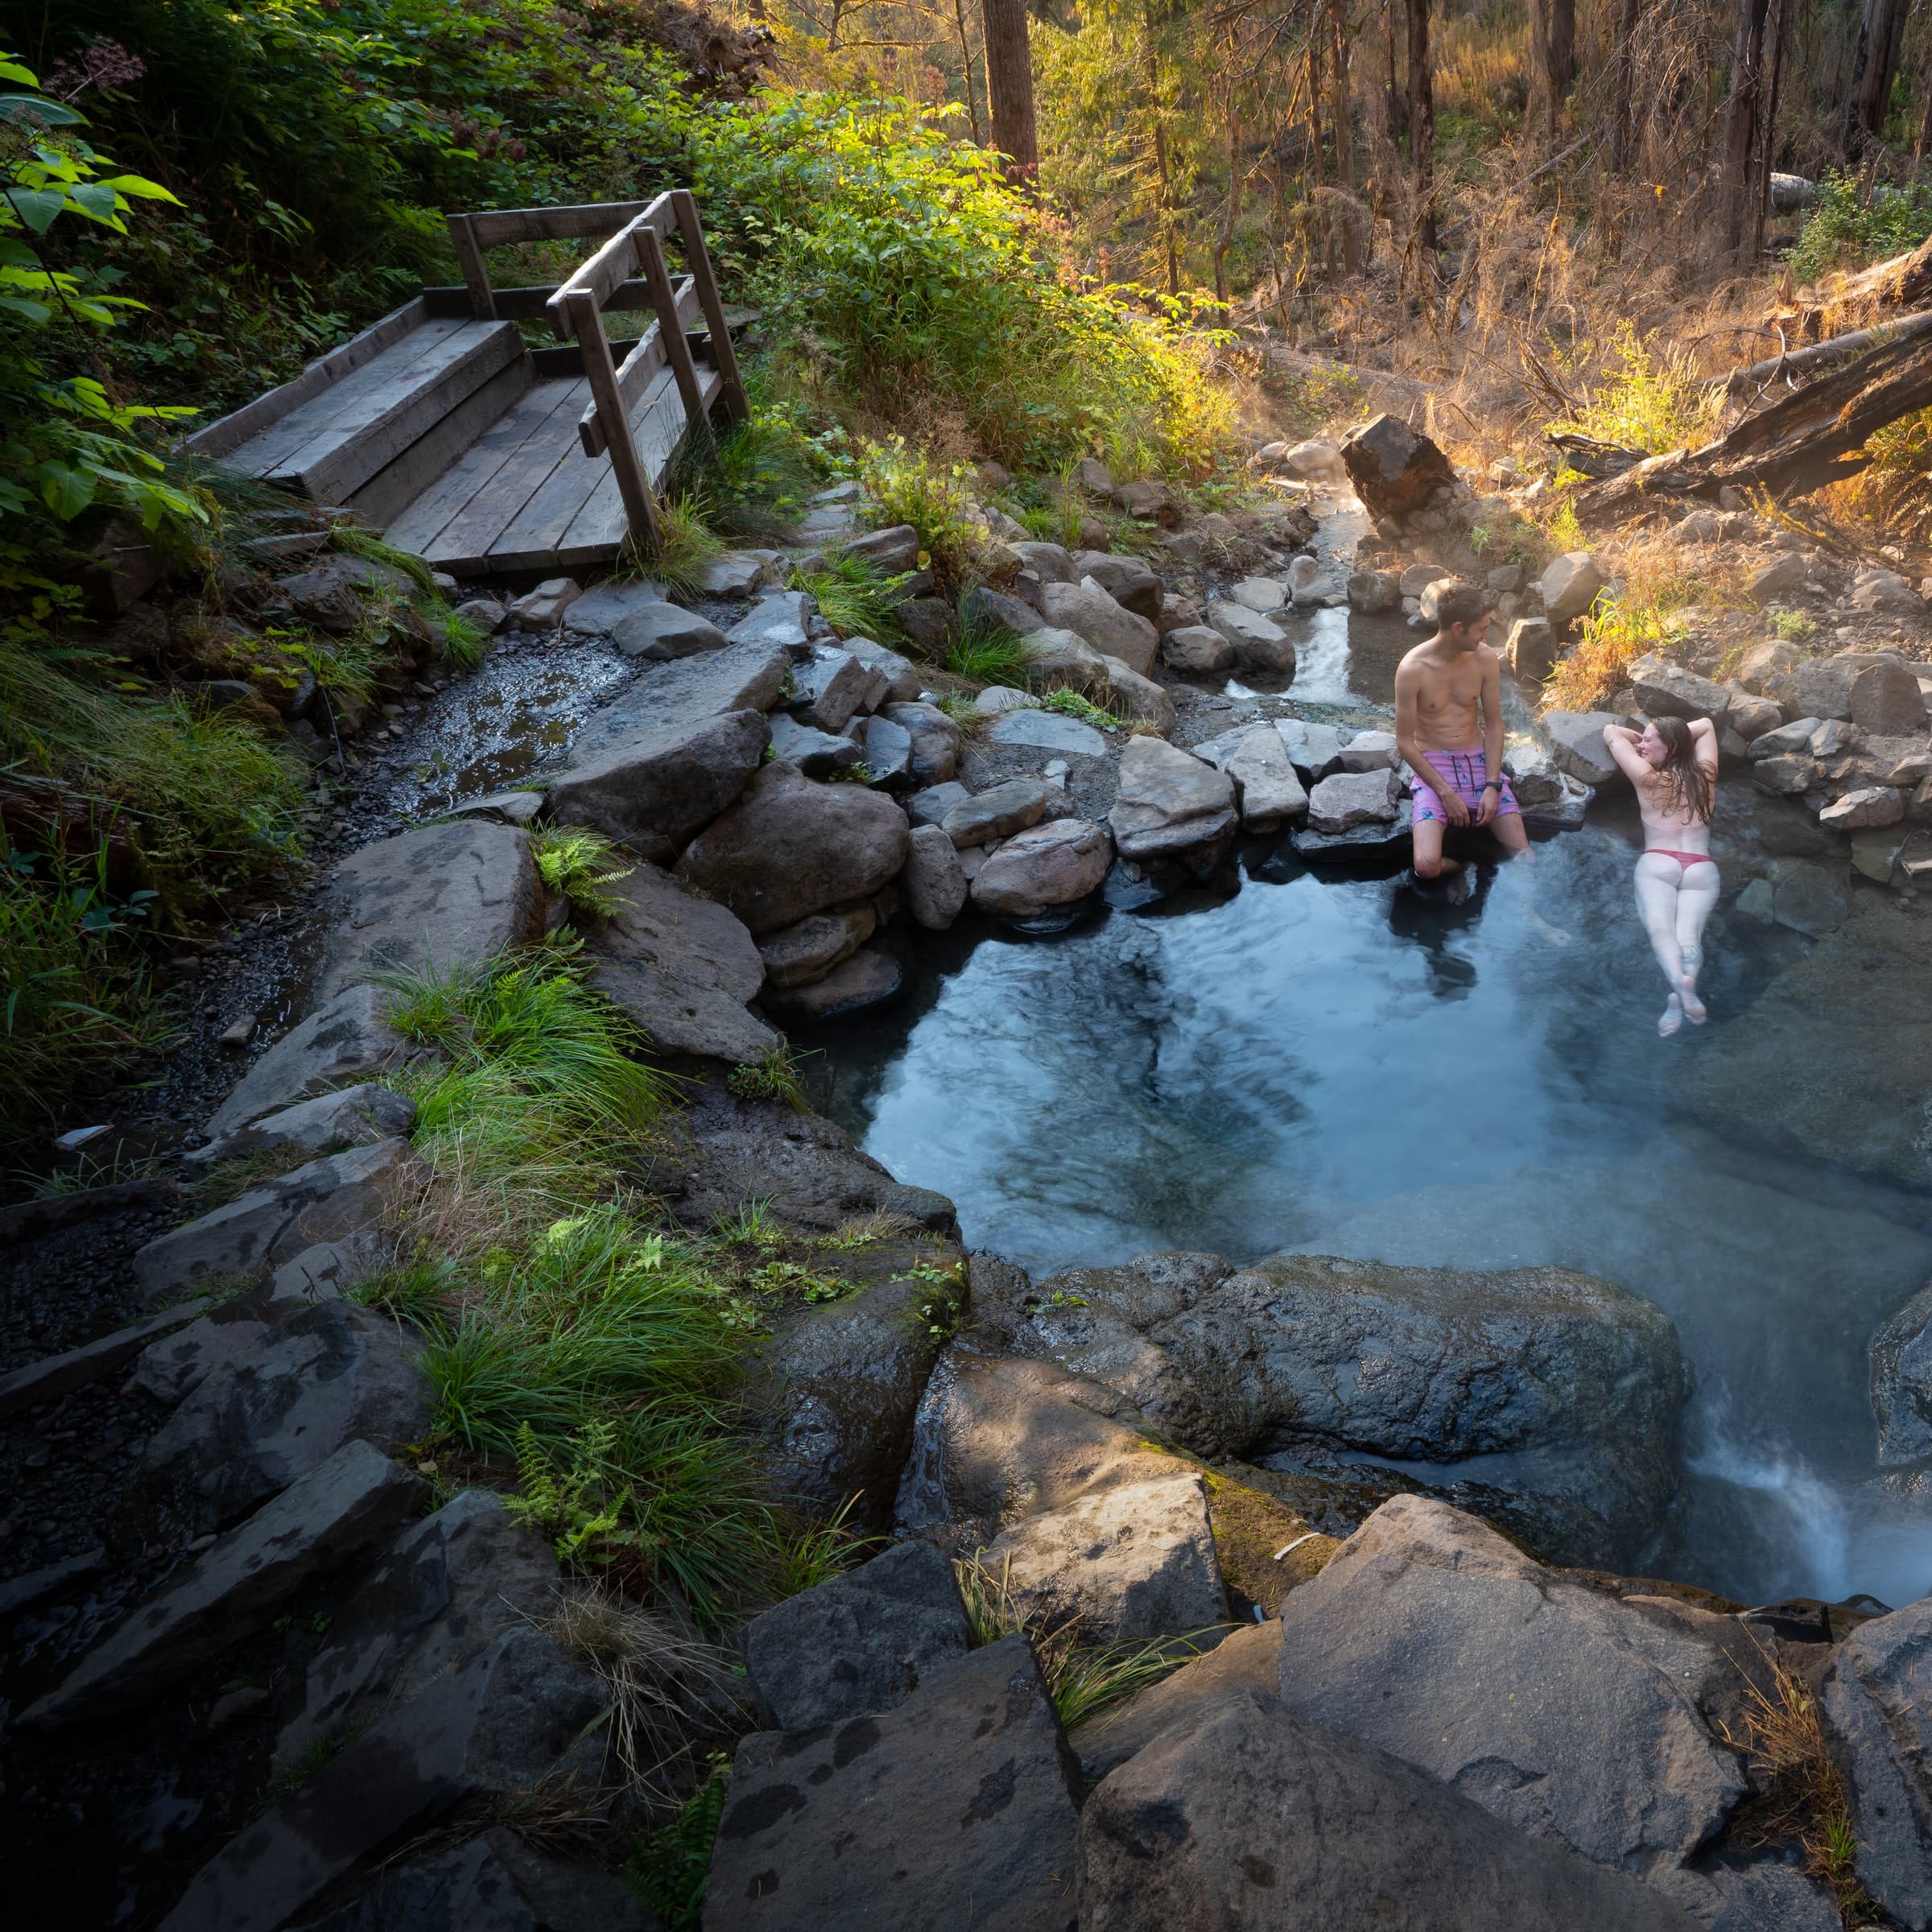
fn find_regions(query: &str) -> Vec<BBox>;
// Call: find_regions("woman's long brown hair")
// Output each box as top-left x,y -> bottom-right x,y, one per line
1651,716 -> 1715,823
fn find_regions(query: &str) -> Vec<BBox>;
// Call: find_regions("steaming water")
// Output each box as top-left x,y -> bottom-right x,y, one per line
811,609 -> 1932,1608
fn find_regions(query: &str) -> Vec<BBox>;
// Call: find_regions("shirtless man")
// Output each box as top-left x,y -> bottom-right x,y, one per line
1601,714 -> 1719,1036
1393,581 -> 1533,883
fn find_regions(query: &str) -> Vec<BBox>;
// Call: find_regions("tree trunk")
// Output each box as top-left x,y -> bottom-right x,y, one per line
1406,0 -> 1435,255
1215,103 -> 1243,320
1751,0 -> 1788,260
1530,0 -> 1577,147
981,0 -> 1038,179
1720,0 -> 1772,261
1386,0 -> 1404,139
953,0 -> 984,146
1843,0 -> 1909,159
1144,14 -> 1178,295
1333,0 -> 1360,275
1611,0 -> 1642,174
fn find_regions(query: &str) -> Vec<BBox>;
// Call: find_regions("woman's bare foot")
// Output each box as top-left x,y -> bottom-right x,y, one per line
1679,974 -> 1707,1024
1658,993 -> 1684,1038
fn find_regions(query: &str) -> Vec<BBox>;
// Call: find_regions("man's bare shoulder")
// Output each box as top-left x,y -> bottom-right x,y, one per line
1476,642 -> 1502,671
1397,639 -> 1446,678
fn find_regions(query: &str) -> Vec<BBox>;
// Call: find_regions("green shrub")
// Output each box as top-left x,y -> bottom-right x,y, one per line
1549,321 -> 1722,457
1790,172 -> 1932,285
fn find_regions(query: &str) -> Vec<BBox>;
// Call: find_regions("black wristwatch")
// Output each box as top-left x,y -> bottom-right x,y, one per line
1481,780 -> 1500,792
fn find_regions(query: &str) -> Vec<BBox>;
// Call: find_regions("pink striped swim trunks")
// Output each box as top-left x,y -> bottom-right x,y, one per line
1409,746 -> 1519,824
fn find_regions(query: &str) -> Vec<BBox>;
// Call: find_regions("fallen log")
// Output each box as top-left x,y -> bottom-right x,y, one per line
1782,230 -> 1932,340
1572,328 -> 1932,526
1724,307 -> 1932,396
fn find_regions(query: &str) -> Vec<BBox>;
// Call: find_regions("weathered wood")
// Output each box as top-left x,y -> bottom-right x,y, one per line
1787,230 -> 1932,337
465,199 -> 665,250
1575,329 -> 1932,524
576,282 -> 703,456
446,213 -> 497,320
546,195 -> 677,332
566,285 -> 658,551
1727,307 -> 1932,394
183,299 -> 428,459
672,188 -> 749,422
256,321 -> 522,504
555,366 -> 717,563
638,229 -> 708,436
383,378 -> 584,562
424,282 -> 658,321
349,356 -> 533,530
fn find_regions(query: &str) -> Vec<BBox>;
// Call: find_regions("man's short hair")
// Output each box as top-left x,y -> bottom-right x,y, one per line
1435,582 -> 1494,630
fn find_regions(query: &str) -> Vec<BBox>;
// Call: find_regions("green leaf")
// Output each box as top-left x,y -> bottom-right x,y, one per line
0,60 -> 39,85
0,92 -> 80,126
97,174 -> 180,204
6,187 -> 64,233
68,184 -> 125,224
0,294 -> 48,321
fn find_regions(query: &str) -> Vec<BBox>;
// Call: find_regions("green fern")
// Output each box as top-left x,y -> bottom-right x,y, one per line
504,1420 -> 635,1564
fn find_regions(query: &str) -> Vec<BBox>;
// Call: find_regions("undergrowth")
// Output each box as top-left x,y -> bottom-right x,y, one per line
1790,173 -> 1932,287
530,826 -> 634,919
943,612 -> 1030,687
1549,321 -> 1724,457
787,552 -> 908,644
1542,593 -> 1686,712
628,1752 -> 733,1930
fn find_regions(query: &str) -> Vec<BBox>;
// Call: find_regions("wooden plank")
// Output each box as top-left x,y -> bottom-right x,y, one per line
224,320 -> 477,480
564,286 -> 657,551
556,366 -> 721,564
580,325 -> 668,456
465,200 -> 664,249
488,409 -> 627,564
277,323 -> 524,504
423,281 -> 657,320
398,379 -> 588,564
380,381 -> 564,561
347,355 -> 533,533
187,299 -> 429,459
546,196 -> 678,330
638,233 -> 707,440
672,189 -> 749,422
446,213 -> 497,320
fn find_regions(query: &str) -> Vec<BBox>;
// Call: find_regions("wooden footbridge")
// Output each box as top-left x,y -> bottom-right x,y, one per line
187,192 -> 747,578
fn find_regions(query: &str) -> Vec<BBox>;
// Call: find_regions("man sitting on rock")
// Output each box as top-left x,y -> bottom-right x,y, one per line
1395,580 -> 1565,937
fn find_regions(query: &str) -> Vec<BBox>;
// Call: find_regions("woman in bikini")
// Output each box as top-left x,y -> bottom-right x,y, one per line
1602,715 -> 1719,1037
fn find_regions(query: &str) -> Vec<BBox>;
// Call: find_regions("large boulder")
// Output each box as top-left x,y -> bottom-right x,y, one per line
1026,1250 -> 1687,1565
1078,1684 -> 1697,1932
1852,656 -> 1930,737
705,1636 -> 1081,1932
1097,655 -> 1174,736
145,1296 -> 432,1534
1022,625 -> 1110,694
571,640 -> 790,770
677,761 -> 909,936
1071,551 -> 1162,621
1821,1595 -> 1932,1926
1205,601 -> 1295,675
204,983 -> 407,1139
313,823 -> 543,1003
786,647 -> 871,732
1274,1498 -> 1755,1905
1339,414 -> 1459,520
758,903 -> 875,990
742,1539 -> 970,1731
159,1627 -> 608,1932
745,1237 -> 965,1524
1688,898 -> 1932,1189
188,1083 -> 415,1171
1504,616 -> 1558,683
902,824 -> 968,930
1159,625 -> 1235,676
544,708 -> 770,861
882,700 -> 962,786
1108,735 -> 1239,874
134,1138 -> 423,1307
1539,551 -> 1604,627
1541,709 -> 1625,787
1871,1282 -> 1932,1468
277,1487 -> 559,1765
943,778 -> 1054,848
1215,725 -> 1307,831
971,819 -> 1112,919
1629,654 -> 1730,721
1040,578 -> 1158,676
1307,768 -> 1402,836
585,861 -> 778,1065
23,1442 -> 424,1728
977,1469 -> 1228,1642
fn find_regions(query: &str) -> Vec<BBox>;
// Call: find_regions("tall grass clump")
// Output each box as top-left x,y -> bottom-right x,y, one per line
1550,321 -> 1724,456
787,552 -> 908,643
944,613 -> 1031,687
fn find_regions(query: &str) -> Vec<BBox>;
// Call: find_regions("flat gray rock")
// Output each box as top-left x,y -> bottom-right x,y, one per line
1072,550 -> 1162,619
299,1831 -> 663,1932
187,1084 -> 414,1170
1071,1619 -> 1281,1782
1274,1497 -> 1749,1889
1274,717 -> 1347,781
906,780 -> 971,829
697,550 -> 783,597
841,635 -> 921,704
586,862 -> 777,1065
1206,601 -> 1294,675
1871,1282 -> 1932,1468
1292,800 -> 1414,859
1542,709 -> 1625,787
761,947 -> 901,1021
313,822 -> 543,1004
1042,577 -> 1158,676
1221,725 -> 1307,829
971,818 -> 1112,919
862,713 -> 914,787
725,589 -> 812,654
134,1138 -> 423,1307
1159,625 -> 1235,676
563,583 -> 726,659
988,708 -> 1108,758
0,1296 -> 213,1422
570,643 -> 791,774
1108,735 -> 1238,871
1822,1594 -> 1932,1925
1078,1684 -> 1695,1932
943,778 -> 1054,848
146,1296 -> 431,1534
278,1488 -> 558,1765
980,1468 -> 1227,1642
766,713 -> 861,776
758,904 -> 875,990
159,1628 -> 608,1932
743,1539 -> 970,1730
1307,766 -> 1402,834
787,646 -> 870,733
678,761 -> 909,936
24,1441 -> 422,1728
204,984 -> 408,1139
706,1635 -> 1081,1932
545,708 -> 770,862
